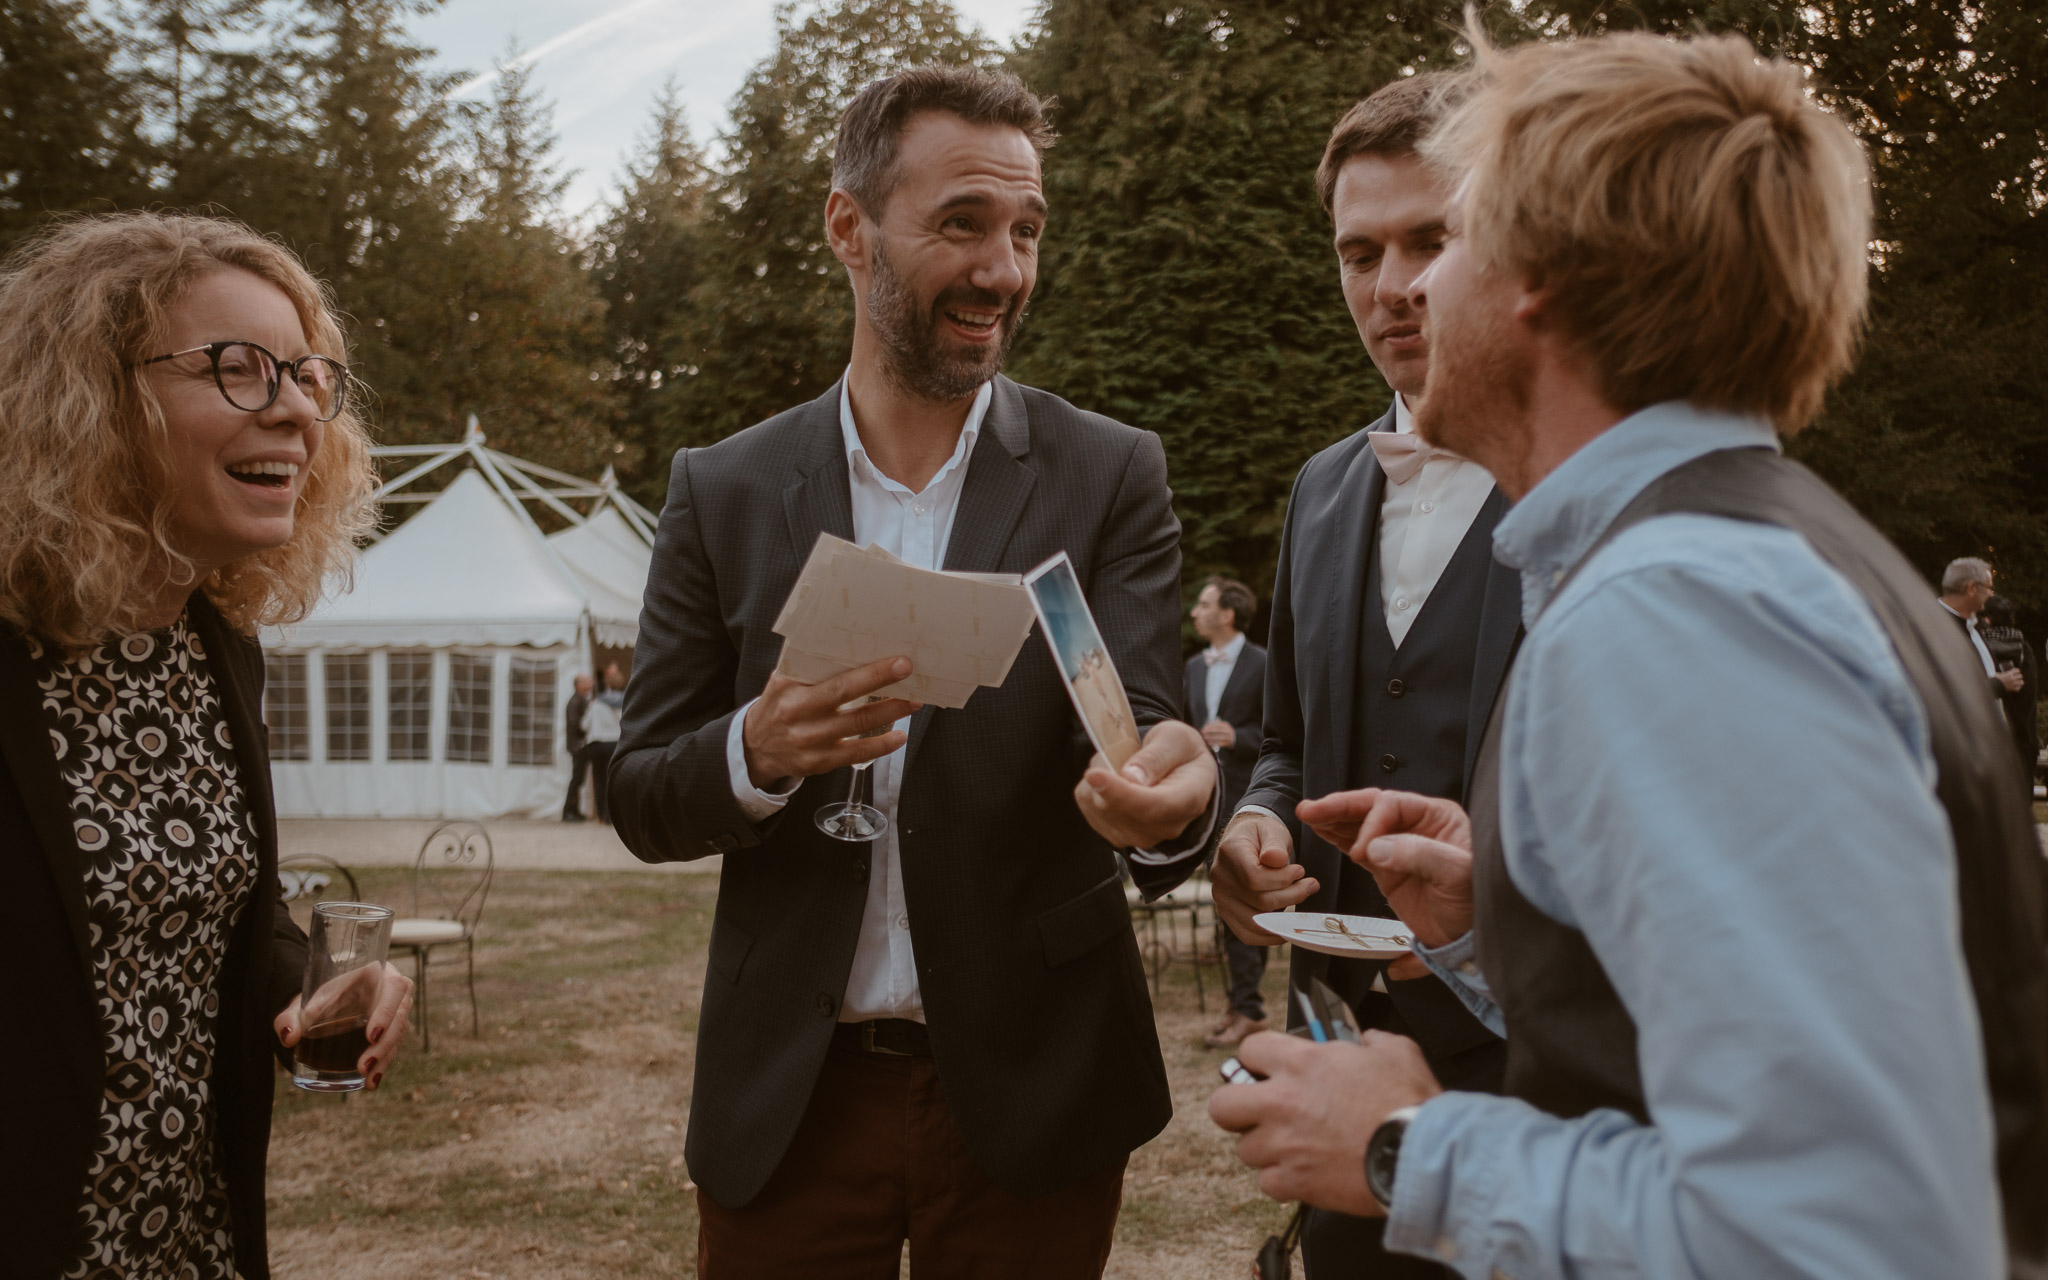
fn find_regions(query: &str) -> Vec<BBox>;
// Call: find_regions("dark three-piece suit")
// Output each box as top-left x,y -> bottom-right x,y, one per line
1241,404 -> 1521,1275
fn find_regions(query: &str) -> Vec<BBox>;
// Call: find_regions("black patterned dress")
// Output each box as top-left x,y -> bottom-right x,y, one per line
30,613 -> 259,1280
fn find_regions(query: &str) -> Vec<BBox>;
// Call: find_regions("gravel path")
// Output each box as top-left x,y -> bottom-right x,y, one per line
277,818 -> 719,873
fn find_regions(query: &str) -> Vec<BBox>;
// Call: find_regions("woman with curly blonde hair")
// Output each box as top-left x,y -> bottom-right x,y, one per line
0,212 -> 415,1279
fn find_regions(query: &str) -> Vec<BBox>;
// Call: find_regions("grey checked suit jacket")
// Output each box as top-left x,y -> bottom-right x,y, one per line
611,375 -> 1188,1208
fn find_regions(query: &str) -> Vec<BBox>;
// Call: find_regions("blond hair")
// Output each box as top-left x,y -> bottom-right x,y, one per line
1422,28 -> 1873,433
0,211 -> 376,647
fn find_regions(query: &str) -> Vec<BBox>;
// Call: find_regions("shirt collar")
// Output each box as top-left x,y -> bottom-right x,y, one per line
1493,401 -> 1781,624
1393,393 -> 1414,435
1209,632 -> 1247,662
839,373 -> 992,495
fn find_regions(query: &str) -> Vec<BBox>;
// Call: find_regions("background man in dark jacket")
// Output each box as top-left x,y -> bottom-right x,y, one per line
609,66 -> 1217,1279
560,671 -> 594,821
1185,575 -> 1270,1047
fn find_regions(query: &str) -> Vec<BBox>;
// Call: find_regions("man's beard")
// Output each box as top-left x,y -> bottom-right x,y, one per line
1412,291 -> 1532,477
867,239 -> 1022,403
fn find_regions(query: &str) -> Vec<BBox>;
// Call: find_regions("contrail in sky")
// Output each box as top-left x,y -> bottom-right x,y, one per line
444,0 -> 674,100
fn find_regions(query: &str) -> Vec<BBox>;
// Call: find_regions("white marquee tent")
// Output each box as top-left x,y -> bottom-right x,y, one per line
261,423 -> 657,819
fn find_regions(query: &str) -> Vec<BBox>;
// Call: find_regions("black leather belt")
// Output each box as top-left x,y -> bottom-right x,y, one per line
833,1018 -> 931,1057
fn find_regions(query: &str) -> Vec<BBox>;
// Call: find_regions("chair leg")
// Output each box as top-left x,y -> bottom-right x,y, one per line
464,936 -> 479,1036
414,947 -> 431,1055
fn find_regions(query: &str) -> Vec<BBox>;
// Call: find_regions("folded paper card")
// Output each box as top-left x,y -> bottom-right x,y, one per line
771,534 -> 1036,710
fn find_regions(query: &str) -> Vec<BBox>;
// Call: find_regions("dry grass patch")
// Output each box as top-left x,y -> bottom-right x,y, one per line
267,870 -> 1293,1279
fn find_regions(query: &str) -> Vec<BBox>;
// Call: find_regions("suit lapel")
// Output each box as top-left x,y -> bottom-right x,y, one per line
908,377 -> 1036,776
0,628 -> 101,981
1463,487 -> 1523,791
781,380 -> 858,568
1322,411 -> 1393,788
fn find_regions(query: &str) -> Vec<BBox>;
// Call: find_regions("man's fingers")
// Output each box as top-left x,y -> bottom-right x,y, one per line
812,655 -> 914,708
815,697 -> 920,743
1359,832 -> 1470,881
1207,1081 -> 1267,1134
1118,720 -> 1207,787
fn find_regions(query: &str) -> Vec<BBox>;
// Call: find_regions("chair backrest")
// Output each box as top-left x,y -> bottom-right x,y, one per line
410,820 -> 494,930
277,854 -> 362,932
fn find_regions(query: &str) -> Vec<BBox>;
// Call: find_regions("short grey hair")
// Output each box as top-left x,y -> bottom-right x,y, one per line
832,66 -> 1055,216
1941,557 -> 1993,595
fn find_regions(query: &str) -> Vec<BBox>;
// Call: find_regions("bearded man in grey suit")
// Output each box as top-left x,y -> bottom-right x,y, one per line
609,66 -> 1219,1279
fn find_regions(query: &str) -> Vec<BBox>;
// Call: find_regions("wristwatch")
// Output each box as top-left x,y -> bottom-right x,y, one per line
1366,1105 -> 1421,1207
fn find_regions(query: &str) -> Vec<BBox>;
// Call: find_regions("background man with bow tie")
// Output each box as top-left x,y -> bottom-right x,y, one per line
1206,70 -> 1520,1277
1185,576 -> 1270,1048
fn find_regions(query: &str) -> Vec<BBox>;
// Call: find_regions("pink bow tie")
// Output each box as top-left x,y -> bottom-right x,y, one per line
1368,431 -> 1453,485
1202,648 -> 1230,667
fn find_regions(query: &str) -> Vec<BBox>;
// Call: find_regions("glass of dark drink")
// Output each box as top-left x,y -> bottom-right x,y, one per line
291,901 -> 395,1092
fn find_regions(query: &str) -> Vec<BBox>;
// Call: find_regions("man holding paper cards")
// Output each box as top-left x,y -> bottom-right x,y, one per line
610,66 -> 1220,1278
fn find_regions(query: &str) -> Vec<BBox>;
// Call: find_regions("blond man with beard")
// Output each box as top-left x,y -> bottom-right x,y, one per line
1211,29 -> 2048,1280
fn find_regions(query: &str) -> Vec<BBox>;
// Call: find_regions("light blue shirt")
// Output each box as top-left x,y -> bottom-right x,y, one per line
1386,403 -> 2001,1279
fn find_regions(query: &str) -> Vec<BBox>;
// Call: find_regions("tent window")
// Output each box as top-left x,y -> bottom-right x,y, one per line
263,654 -> 309,761
508,656 -> 557,767
388,651 -> 433,762
447,653 -> 494,764
325,653 -> 371,762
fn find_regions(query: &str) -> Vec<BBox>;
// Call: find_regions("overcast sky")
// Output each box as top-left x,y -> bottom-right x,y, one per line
416,0 -> 1041,222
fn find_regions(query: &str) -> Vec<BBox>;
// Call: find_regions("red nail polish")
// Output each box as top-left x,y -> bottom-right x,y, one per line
370,1072 -> 383,1089
368,1025 -> 382,1043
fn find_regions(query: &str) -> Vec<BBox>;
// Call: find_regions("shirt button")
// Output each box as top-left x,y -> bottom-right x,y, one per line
815,992 -> 838,1018
1394,596 -> 1410,611
913,503 -> 928,516
1379,753 -> 1400,773
1419,501 -> 1435,513
1386,678 -> 1405,698
895,913 -> 910,930
851,859 -> 869,881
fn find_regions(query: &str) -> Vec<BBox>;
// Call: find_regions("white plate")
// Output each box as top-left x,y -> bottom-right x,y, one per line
1254,912 -> 1414,959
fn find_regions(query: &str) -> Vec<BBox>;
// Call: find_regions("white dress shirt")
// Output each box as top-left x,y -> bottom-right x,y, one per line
1376,395 -> 1496,648
724,377 -> 993,1023
1201,632 -> 1247,722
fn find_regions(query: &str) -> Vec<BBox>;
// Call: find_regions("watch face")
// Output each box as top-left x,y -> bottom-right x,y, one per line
1368,1116 -> 1405,1204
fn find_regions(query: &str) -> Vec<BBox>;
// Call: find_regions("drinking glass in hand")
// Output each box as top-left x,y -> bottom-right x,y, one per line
816,696 -> 893,843
292,902 -> 395,1092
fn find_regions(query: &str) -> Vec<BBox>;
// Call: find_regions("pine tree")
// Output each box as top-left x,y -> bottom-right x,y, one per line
1533,0 -> 2048,631
0,0 -> 151,249
1007,1 -> 1475,615
655,0 -> 996,454
428,52 -> 618,478
589,81 -> 711,502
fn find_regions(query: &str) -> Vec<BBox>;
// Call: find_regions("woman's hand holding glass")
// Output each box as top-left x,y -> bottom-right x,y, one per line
275,961 -> 414,1091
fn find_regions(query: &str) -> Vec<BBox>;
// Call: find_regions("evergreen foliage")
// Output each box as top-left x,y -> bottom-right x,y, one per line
0,0 -> 151,242
650,0 -> 996,461
1008,2 -> 1473,612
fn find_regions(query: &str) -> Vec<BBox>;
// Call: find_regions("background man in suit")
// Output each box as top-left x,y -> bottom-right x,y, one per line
1939,557 -> 2026,701
609,66 -> 1218,1279
560,671 -> 594,821
1186,576 -> 1271,1047
1206,72 -> 1517,1276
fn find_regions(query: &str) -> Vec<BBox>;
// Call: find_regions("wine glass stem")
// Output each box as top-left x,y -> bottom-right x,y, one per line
845,763 -> 868,809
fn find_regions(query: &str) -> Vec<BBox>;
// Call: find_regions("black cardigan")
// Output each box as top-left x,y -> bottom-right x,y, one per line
0,593 -> 308,1279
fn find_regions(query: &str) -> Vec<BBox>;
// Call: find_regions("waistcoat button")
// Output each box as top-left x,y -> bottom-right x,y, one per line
1379,753 -> 1400,773
1387,678 -> 1406,698
815,992 -> 838,1017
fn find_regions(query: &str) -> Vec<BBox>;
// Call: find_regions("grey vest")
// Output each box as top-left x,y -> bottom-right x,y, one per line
1469,447 -> 2048,1276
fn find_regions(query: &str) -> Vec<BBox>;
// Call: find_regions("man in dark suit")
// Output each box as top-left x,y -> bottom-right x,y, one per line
609,66 -> 1218,1278
1185,576 -> 1271,1047
560,671 -> 593,821
1207,73 -> 1519,1276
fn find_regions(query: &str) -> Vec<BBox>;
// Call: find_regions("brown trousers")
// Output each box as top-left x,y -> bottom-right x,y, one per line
697,1041 -> 1126,1279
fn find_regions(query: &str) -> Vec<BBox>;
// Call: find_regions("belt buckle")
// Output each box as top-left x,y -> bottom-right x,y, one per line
860,1020 -> 910,1056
